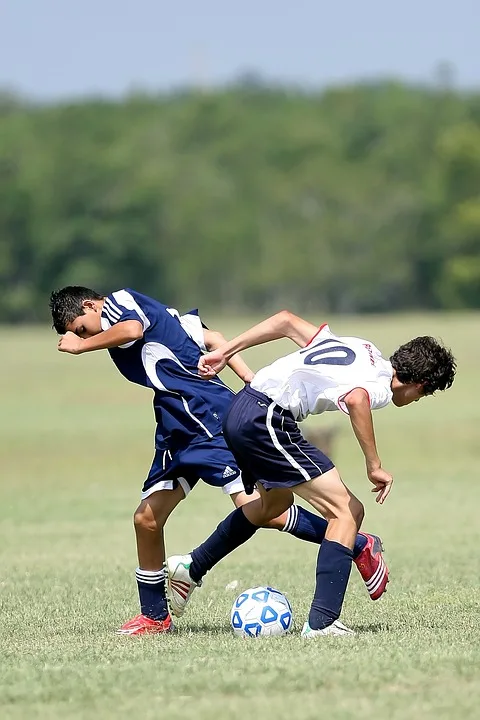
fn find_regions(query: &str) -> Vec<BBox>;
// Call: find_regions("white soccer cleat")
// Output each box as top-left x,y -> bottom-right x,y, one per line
165,554 -> 201,617
301,619 -> 355,638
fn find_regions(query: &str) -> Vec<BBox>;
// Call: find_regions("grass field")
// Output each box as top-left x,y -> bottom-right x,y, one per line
1,313 -> 480,720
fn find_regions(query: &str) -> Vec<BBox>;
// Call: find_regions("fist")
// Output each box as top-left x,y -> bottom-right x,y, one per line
58,332 -> 84,355
198,350 -> 228,378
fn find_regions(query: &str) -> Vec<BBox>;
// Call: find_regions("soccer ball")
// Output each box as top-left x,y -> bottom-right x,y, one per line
230,586 -> 293,637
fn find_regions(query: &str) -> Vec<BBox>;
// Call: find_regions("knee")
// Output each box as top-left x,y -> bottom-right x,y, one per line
133,505 -> 164,535
261,498 -> 293,527
263,515 -> 286,531
331,498 -> 364,531
242,496 -> 291,528
261,502 -> 294,530
351,498 -> 365,528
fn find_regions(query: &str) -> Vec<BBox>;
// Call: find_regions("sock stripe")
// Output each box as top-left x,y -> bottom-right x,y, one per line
282,505 -> 299,533
136,568 -> 165,585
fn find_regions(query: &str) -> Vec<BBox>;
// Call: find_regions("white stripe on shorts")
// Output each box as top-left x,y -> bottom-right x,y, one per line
281,415 -> 324,476
141,477 -> 192,499
266,403 -> 311,482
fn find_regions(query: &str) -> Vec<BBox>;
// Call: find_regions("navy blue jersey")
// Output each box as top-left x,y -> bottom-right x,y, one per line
101,289 -> 235,450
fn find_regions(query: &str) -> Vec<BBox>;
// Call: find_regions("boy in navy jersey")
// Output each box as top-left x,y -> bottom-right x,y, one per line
51,287 -> 389,635
166,311 -> 455,636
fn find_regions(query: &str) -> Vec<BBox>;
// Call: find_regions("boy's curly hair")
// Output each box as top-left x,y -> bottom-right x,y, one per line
390,336 -> 456,395
49,286 -> 103,334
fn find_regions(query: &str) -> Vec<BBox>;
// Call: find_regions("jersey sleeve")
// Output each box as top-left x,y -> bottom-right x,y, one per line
101,290 -> 151,348
324,382 -> 393,414
305,323 -> 330,346
178,309 -> 207,352
102,290 -> 150,330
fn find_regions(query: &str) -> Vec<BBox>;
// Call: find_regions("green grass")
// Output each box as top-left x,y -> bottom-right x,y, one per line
1,313 -> 480,720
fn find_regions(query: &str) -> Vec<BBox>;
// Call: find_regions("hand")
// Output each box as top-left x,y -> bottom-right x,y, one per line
58,331 -> 85,355
367,466 -> 393,504
198,349 -> 228,378
243,370 -> 255,384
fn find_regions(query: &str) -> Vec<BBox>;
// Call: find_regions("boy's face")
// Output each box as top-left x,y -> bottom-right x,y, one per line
391,380 -> 426,407
65,300 -> 103,338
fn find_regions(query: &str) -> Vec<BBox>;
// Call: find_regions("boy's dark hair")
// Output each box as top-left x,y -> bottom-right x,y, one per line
49,286 -> 103,334
390,336 -> 456,395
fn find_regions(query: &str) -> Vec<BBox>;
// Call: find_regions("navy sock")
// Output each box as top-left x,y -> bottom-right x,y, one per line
136,568 -> 169,621
308,539 -> 353,630
190,508 -> 258,584
283,505 -> 367,558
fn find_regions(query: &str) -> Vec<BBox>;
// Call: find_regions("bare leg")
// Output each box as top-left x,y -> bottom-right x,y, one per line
233,483 -> 293,526
230,488 -> 293,530
134,486 -> 186,570
292,468 -> 364,630
292,468 -> 364,549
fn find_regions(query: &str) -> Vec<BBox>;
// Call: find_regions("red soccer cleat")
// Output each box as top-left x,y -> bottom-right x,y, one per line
354,533 -> 389,600
116,613 -> 174,636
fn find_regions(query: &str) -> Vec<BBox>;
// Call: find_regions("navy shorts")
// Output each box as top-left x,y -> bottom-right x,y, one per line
142,434 -> 244,499
223,385 -> 335,492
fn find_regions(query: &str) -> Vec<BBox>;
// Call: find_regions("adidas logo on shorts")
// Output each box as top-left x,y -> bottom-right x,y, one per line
222,466 -> 237,479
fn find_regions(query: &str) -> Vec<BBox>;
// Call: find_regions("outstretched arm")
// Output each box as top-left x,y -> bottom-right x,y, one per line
199,311 -> 319,377
57,321 -> 144,354
203,329 -> 255,384
344,388 -> 393,504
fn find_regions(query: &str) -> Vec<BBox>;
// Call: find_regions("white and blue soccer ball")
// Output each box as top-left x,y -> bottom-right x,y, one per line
230,586 -> 293,637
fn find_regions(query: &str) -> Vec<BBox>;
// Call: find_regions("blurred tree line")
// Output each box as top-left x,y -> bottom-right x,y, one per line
1,80 -> 480,323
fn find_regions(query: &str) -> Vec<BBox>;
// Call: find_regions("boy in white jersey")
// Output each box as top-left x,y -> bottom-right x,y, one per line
166,311 -> 456,636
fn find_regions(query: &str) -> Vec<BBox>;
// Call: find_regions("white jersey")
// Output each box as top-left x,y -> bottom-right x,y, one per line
250,324 -> 393,420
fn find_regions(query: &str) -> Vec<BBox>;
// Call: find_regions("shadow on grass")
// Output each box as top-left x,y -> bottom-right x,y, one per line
178,623 -> 233,635
353,623 -> 391,634
177,622 -> 392,636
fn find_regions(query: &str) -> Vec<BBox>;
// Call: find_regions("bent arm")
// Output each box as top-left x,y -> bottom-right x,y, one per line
213,311 -> 318,359
203,329 -> 255,383
58,320 -> 144,354
345,387 -> 394,503
198,311 -> 320,378
344,388 -> 381,471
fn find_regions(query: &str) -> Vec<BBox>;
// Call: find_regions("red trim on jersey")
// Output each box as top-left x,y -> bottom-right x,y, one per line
337,387 -> 371,414
306,323 -> 328,346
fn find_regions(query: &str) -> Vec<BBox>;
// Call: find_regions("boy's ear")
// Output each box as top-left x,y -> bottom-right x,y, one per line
82,299 -> 97,311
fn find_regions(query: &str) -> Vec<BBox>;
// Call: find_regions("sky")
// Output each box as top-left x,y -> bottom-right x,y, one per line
1,0 -> 479,100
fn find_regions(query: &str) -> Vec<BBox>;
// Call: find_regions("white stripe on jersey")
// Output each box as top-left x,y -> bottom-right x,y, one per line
141,341 -> 233,439
266,403 -> 311,481
104,296 -> 122,319
166,307 -> 207,352
103,303 -> 121,324
179,314 -> 207,351
100,312 -> 137,351
102,301 -> 137,347
112,290 -> 151,331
